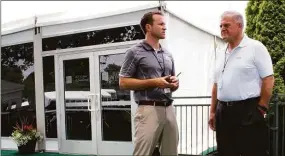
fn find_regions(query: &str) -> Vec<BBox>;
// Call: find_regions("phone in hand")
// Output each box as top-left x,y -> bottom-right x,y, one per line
176,72 -> 182,77
165,72 -> 181,83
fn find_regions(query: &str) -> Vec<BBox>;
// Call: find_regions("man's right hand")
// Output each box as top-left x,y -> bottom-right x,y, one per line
208,112 -> 216,131
155,75 -> 172,88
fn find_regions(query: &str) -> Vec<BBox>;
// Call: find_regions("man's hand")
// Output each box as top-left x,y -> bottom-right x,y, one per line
257,107 -> 266,117
209,84 -> 218,131
258,103 -> 269,109
168,76 -> 179,90
257,104 -> 268,117
208,112 -> 216,131
155,75 -> 173,88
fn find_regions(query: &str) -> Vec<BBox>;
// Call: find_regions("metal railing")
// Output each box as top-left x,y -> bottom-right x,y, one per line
173,96 -> 215,156
267,94 -> 285,156
1,95 -> 284,156
173,95 -> 285,156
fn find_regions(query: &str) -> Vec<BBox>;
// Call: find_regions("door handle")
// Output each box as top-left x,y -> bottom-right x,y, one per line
87,94 -> 95,111
95,94 -> 101,120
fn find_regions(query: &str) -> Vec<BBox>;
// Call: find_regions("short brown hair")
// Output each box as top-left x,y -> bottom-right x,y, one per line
140,11 -> 164,34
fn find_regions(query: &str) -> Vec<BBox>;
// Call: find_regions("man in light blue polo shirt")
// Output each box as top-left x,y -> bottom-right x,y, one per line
208,11 -> 274,156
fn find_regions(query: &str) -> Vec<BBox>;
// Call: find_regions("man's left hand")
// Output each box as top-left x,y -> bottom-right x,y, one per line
169,76 -> 179,90
258,103 -> 268,117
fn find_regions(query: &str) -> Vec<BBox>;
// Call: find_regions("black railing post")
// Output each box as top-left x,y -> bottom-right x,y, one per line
275,98 -> 279,156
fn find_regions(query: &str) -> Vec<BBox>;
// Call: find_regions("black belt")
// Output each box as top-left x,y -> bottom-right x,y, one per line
219,97 -> 260,106
138,101 -> 172,107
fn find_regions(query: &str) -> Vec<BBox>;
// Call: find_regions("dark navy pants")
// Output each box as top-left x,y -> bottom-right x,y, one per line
215,98 -> 269,156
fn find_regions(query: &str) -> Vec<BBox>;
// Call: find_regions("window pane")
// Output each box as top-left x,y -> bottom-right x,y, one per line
43,56 -> 57,138
42,25 -> 144,51
99,54 -> 132,141
1,42 -> 36,137
63,58 -> 91,140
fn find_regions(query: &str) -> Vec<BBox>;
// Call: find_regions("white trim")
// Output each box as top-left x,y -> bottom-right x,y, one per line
2,16 -> 35,35
2,25 -> 35,36
94,51 -> 134,155
1,29 -> 34,47
57,52 -> 97,155
45,139 -> 59,152
41,21 -> 140,38
1,137 -> 17,150
1,40 -> 34,47
36,3 -> 159,27
54,54 -> 62,152
42,40 -> 141,57
96,48 -> 128,56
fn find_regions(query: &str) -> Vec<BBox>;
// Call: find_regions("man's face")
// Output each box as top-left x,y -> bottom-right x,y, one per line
147,14 -> 166,39
220,15 -> 242,42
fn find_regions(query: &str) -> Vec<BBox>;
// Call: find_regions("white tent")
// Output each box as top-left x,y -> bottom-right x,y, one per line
1,2 -> 225,154
1,2 -> 225,100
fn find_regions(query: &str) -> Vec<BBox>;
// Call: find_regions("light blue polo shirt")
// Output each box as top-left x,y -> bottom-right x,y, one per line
213,35 -> 274,101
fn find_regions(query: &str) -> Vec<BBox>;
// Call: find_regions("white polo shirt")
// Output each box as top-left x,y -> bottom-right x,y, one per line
213,35 -> 274,101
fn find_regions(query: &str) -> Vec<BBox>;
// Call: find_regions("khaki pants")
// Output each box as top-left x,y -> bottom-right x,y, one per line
133,105 -> 179,156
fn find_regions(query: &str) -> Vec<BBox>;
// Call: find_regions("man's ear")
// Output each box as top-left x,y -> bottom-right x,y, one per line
145,24 -> 151,32
238,23 -> 243,29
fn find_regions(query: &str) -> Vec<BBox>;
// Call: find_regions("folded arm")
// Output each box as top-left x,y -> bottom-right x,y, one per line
119,77 -> 157,90
119,76 -> 173,90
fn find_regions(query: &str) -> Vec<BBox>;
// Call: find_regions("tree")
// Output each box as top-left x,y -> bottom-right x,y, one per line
246,2 -> 285,155
1,43 -> 35,109
1,66 -> 24,84
104,63 -> 121,88
245,0 -> 285,95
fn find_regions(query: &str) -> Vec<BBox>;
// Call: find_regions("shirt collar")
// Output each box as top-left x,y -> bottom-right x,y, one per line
224,34 -> 248,51
238,35 -> 248,48
141,40 -> 165,53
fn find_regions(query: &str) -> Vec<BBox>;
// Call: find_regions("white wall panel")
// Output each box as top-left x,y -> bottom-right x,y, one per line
1,29 -> 34,47
165,13 -> 225,100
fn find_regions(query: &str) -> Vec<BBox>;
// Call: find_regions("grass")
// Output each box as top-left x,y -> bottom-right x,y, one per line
1,150 -> 90,156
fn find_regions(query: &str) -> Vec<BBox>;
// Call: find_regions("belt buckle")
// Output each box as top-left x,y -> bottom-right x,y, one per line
164,101 -> 169,106
226,102 -> 233,106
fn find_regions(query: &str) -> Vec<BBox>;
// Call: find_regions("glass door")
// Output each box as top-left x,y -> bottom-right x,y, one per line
57,52 -> 97,155
94,48 -> 135,155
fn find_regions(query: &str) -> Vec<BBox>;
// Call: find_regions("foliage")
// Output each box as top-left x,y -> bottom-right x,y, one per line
245,0 -> 285,95
11,117 -> 43,146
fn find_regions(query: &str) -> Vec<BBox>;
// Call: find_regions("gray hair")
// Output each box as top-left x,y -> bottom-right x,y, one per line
221,11 -> 244,28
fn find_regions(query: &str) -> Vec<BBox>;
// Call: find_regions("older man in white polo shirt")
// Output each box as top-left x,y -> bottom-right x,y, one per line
209,11 -> 274,156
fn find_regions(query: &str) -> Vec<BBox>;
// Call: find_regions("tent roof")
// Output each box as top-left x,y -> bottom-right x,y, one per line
1,2 -> 220,37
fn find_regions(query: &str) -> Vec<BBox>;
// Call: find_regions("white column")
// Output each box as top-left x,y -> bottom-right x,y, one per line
33,26 -> 46,151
